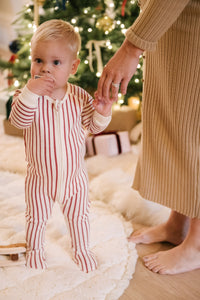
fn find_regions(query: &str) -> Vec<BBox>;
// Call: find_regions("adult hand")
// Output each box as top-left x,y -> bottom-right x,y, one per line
97,39 -> 143,102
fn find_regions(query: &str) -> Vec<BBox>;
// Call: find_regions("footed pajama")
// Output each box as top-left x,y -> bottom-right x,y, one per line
10,83 -> 111,272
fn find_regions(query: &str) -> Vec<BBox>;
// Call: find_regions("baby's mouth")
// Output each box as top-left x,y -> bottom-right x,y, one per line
34,75 -> 41,79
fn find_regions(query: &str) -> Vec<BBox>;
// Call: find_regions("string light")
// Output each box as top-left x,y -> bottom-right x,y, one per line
88,28 -> 92,32
118,93 -> 124,105
14,80 -> 20,87
33,24 -> 37,32
135,78 -> 139,83
71,18 -> 76,24
96,72 -> 101,77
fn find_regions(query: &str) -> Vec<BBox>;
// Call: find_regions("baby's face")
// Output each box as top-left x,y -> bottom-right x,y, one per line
31,39 -> 79,94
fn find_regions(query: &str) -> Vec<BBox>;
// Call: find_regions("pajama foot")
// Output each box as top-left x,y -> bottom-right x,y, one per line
73,250 -> 98,273
26,249 -> 47,269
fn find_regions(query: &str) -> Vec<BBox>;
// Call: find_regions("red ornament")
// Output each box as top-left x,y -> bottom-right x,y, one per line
8,54 -> 18,86
9,54 -> 17,63
121,0 -> 128,16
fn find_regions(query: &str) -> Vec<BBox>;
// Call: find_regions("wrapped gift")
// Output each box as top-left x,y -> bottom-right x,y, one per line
3,119 -> 23,137
103,105 -> 137,133
86,131 -> 131,157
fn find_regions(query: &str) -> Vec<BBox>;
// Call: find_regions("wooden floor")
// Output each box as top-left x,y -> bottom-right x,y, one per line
119,223 -> 200,300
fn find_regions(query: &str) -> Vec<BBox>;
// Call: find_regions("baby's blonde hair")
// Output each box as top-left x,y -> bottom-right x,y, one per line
31,19 -> 81,55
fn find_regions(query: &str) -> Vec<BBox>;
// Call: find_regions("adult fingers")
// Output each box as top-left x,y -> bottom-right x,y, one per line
111,75 -> 121,101
97,71 -> 106,99
97,73 -> 113,100
120,75 -> 131,95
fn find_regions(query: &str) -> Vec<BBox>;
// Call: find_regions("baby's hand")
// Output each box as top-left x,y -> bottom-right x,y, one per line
26,74 -> 55,97
93,91 -> 113,117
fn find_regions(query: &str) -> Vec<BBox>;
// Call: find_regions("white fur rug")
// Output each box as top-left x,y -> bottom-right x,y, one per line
0,116 -> 170,299
0,171 -> 137,300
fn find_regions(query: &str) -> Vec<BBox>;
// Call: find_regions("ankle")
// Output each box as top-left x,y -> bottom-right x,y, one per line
166,211 -> 189,233
186,218 -> 200,250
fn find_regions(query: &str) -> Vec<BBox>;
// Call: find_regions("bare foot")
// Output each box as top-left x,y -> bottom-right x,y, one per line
143,241 -> 200,275
143,218 -> 200,275
129,211 -> 189,245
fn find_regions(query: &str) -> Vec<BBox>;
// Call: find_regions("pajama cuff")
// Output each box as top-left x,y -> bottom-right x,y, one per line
19,85 -> 39,108
93,110 -> 112,127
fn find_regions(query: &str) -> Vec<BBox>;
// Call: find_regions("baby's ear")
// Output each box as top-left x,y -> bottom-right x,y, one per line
71,58 -> 80,75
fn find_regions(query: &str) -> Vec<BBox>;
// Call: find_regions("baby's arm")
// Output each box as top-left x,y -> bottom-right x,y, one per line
10,75 -> 55,129
9,87 -> 38,129
81,90 -> 112,135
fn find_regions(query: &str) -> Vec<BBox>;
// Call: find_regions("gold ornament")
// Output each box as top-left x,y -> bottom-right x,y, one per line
128,96 -> 140,110
36,0 -> 46,4
96,15 -> 115,33
34,0 -> 45,26
128,96 -> 141,121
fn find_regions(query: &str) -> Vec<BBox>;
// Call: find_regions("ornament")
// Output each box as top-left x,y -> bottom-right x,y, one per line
36,0 -> 46,5
34,0 -> 46,26
121,0 -> 128,16
56,0 -> 67,10
105,0 -> 115,19
128,96 -> 142,121
96,15 -> 115,33
7,41 -> 19,87
128,96 -> 140,110
9,40 -> 20,54
86,40 -> 106,75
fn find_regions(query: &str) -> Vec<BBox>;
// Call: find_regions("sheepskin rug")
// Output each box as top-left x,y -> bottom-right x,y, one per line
0,116 -> 170,299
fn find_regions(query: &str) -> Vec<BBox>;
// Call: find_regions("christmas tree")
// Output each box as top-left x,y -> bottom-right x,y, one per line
0,0 -> 142,106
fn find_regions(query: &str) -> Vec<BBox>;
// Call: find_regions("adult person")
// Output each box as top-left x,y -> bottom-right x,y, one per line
96,0 -> 200,275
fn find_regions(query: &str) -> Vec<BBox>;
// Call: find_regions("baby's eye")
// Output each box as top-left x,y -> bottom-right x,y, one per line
53,60 -> 60,66
35,58 -> 42,63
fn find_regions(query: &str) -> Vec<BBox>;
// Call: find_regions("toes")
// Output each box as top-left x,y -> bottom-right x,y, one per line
128,234 -> 143,243
143,252 -> 167,274
128,229 -> 149,244
144,257 -> 166,274
143,253 -> 158,262
158,267 -> 168,275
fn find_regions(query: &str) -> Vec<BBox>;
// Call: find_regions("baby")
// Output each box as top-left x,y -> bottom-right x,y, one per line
10,19 -> 112,272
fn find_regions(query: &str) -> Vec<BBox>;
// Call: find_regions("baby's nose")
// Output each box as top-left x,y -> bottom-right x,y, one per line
41,64 -> 50,73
